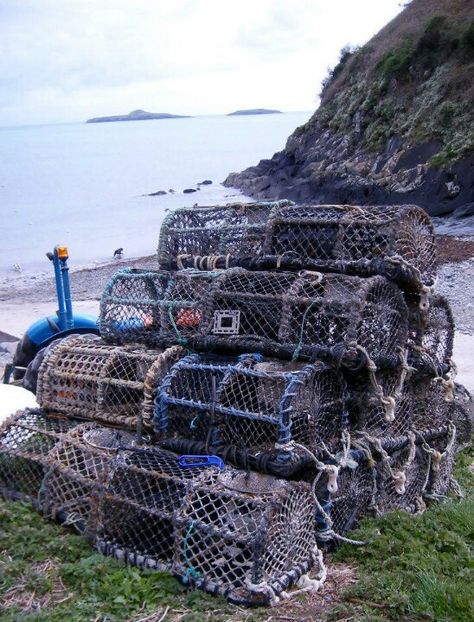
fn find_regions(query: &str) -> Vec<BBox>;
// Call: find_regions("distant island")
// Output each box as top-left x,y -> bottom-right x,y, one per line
86,109 -> 191,123
227,109 -> 282,116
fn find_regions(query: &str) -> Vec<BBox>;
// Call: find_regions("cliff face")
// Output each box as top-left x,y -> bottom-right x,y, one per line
224,0 -> 474,216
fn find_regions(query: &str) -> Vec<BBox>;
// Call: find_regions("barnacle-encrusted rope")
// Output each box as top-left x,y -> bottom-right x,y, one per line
418,423 -> 462,500
293,435 -> 370,546
355,344 -> 412,422
359,431 -> 417,495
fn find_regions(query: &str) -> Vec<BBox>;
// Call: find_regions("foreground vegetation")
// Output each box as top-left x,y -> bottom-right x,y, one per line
0,447 -> 472,621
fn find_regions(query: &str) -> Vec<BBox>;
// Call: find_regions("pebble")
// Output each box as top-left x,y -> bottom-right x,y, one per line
437,257 -> 474,335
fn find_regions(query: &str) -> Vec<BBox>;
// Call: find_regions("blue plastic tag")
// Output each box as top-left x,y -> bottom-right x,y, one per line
178,455 -> 225,470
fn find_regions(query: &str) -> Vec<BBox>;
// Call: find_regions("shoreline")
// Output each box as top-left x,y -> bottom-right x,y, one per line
1,235 -> 473,393
0,254 -> 157,305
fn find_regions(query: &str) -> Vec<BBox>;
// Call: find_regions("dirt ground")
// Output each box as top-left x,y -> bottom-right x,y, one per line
436,235 -> 474,265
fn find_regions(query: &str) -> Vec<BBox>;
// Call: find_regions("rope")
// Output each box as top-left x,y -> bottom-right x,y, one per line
291,300 -> 319,361
167,305 -> 189,347
280,549 -> 327,601
293,440 -> 369,546
355,345 -> 396,422
182,520 -> 200,584
246,579 -> 280,606
359,431 -> 416,495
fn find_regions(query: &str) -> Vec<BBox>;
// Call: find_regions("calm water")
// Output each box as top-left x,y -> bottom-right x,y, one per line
0,112 -> 311,278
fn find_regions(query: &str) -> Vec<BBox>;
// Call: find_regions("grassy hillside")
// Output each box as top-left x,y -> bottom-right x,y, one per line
312,0 -> 474,166
225,0 -> 474,212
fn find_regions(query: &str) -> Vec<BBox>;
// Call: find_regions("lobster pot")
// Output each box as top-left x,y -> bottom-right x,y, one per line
452,383 -> 473,447
0,409 -> 80,506
99,269 -> 217,346
408,294 -> 454,374
314,450 -> 376,539
409,377 -> 455,432
100,269 -> 172,345
95,448 -> 210,572
157,201 -> 293,270
100,267 -> 408,368
347,366 -> 410,438
374,435 -> 430,514
154,354 -> 347,477
347,370 -> 455,439
423,426 -> 457,499
37,334 -> 182,430
96,452 -> 318,607
40,426 -> 139,532
262,204 -> 436,290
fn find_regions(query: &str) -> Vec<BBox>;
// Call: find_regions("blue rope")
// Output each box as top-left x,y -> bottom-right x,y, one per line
182,520 -> 200,584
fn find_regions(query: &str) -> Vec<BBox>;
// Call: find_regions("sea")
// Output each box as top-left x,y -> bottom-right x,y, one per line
0,111 -> 312,281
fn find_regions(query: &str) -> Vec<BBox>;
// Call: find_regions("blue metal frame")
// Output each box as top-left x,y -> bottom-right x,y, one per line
154,353 -> 325,462
25,245 -> 99,348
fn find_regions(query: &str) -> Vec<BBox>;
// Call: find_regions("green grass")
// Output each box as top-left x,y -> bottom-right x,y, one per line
0,502 -> 262,621
329,446 -> 474,622
0,447 -> 472,621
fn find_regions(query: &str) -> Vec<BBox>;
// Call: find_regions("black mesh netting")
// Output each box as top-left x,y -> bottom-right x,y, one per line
408,294 -> 454,375
36,334 -> 183,431
100,267 -> 409,368
159,204 -> 436,290
157,200 -> 293,271
0,411 -> 320,606
96,453 -> 319,606
0,199 -> 467,607
347,373 -> 456,440
0,409 -> 461,602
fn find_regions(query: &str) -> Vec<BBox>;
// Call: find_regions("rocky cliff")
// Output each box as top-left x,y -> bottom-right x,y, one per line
224,0 -> 474,217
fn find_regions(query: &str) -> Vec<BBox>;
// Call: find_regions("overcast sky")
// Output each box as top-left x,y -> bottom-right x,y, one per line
0,0 -> 404,126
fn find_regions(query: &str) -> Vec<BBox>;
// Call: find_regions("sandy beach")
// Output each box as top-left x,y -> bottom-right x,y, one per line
1,237 -> 473,393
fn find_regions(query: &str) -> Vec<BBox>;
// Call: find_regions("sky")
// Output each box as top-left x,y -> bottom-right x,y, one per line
0,0 -> 404,126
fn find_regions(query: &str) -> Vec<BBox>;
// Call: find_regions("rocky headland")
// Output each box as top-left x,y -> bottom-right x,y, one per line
87,109 -> 191,123
227,109 -> 282,116
224,0 -> 474,218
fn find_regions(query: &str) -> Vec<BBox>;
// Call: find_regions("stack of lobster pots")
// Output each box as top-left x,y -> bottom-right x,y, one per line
0,201 -> 471,606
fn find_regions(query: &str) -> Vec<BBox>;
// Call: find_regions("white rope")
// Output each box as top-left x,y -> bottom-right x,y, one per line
246,579 -> 280,606
355,344 -> 399,422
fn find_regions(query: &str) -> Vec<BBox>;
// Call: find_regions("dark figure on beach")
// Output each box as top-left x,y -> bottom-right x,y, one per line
113,248 -> 124,259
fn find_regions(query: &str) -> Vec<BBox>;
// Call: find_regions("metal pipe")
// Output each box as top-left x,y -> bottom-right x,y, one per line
52,247 -> 67,330
56,246 -> 74,330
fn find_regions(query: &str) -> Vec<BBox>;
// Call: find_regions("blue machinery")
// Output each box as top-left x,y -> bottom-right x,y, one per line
4,245 -> 99,383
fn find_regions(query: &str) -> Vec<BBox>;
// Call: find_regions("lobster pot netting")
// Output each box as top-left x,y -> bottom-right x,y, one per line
373,435 -> 432,515
40,425 -> 133,531
100,268 -> 408,368
422,425 -> 458,499
313,449 -> 377,539
313,427 -> 456,540
0,409 -> 81,506
157,200 -> 293,270
262,204 -> 436,289
154,354 -> 347,477
347,373 -> 455,439
452,383 -> 473,447
408,294 -> 454,374
36,334 -> 182,431
96,453 -> 319,606
168,204 -> 436,291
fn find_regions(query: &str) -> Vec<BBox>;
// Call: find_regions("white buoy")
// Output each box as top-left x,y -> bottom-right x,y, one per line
0,384 -> 38,425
